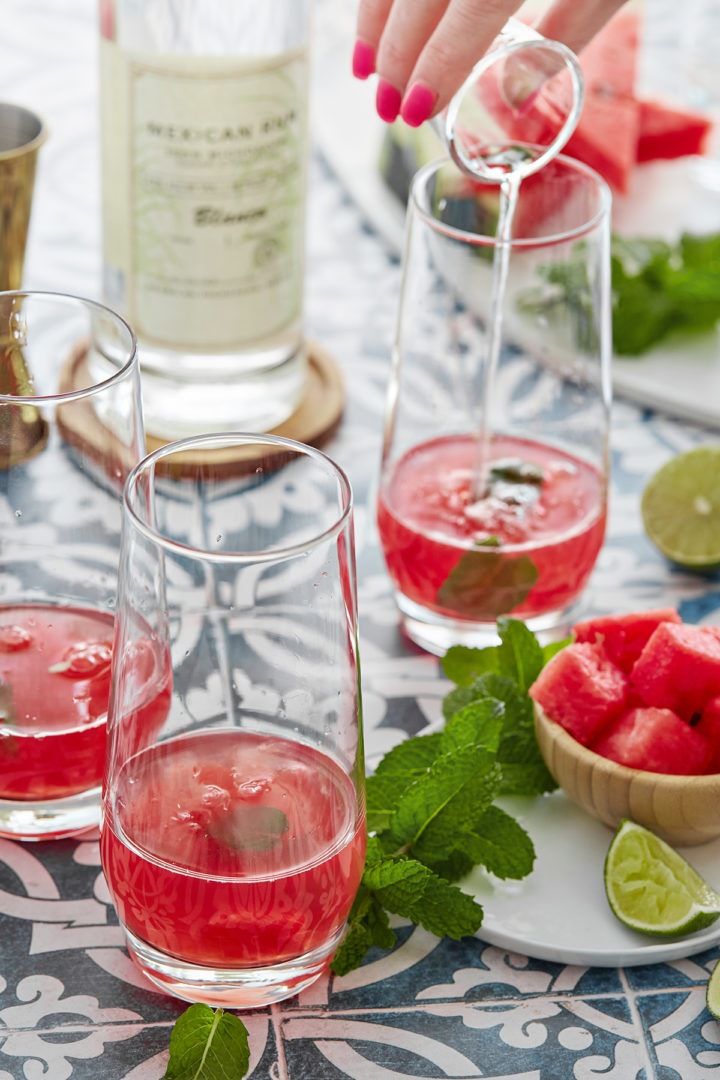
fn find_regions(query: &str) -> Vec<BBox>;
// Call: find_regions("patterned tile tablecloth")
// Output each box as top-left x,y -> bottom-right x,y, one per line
2,2 -> 720,1077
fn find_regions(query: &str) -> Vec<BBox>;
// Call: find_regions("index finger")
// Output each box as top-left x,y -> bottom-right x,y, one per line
399,0 -> 524,124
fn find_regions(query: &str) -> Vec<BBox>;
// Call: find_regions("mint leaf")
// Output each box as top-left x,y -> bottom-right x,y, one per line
163,1005 -> 249,1080
542,637 -> 571,664
366,732 -> 444,833
441,698 -> 504,753
410,757 -> 501,866
206,805 -> 289,853
437,549 -> 538,619
442,644 -> 500,688
364,856 -> 484,939
385,744 -> 500,850
466,671 -> 555,795
331,886 -> 396,976
463,804 -> 535,880
497,616 -> 545,693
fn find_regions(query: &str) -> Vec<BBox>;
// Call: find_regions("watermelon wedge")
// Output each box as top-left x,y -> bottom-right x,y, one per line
637,100 -> 713,162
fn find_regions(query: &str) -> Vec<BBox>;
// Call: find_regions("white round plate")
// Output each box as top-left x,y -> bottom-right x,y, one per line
312,9 -> 720,430
462,791 -> 720,967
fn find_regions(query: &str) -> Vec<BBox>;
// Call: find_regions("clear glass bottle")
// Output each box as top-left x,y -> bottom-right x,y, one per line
99,0 -> 310,439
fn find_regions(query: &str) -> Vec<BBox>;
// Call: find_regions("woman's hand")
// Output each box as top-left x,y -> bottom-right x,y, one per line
352,0 -> 629,126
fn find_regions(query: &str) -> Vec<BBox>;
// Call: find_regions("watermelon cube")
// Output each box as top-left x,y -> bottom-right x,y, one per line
573,608 -> 681,673
592,706 -> 712,775
630,623 -> 720,720
694,695 -> 720,773
529,643 -> 628,745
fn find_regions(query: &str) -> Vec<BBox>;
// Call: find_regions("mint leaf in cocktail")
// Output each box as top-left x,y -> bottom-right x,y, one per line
163,1004 -> 249,1080
437,546 -> 538,618
206,804 -> 289,853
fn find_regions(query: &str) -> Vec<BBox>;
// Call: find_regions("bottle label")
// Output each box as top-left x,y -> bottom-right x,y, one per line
100,42 -> 308,351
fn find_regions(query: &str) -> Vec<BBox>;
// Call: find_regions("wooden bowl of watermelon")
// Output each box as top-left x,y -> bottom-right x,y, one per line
530,609 -> 720,847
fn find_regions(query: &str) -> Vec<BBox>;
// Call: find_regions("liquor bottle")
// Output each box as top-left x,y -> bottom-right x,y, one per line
98,0 -> 310,439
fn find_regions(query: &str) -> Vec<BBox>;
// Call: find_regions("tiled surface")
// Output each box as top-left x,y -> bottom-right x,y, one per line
2,1 -> 720,1076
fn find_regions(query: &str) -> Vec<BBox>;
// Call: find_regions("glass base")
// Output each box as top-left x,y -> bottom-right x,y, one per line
0,787 -> 102,841
123,924 -> 346,1009
396,592 -> 581,656
128,343 -> 307,441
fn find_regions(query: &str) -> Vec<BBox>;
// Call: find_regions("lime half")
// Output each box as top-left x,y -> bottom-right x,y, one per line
641,446 -> 720,569
708,959 -> 720,1019
604,819 -> 720,937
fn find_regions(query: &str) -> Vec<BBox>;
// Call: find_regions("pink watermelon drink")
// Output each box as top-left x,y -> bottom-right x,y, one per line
101,729 -> 366,970
377,433 -> 606,623
0,604 -> 171,801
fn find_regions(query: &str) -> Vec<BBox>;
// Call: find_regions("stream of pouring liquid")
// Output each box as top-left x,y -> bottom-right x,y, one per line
468,168 -> 522,503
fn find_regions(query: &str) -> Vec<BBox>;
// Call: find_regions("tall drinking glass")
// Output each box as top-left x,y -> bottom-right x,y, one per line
377,156 -> 612,655
101,434 -> 366,1008
0,291 -> 145,839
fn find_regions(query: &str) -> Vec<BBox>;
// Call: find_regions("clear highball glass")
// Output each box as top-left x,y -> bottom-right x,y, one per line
101,433 -> 366,1008
0,291 -> 144,839
377,155 -> 613,655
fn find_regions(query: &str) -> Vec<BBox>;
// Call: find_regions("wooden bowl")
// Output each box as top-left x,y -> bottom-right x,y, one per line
533,703 -> 720,847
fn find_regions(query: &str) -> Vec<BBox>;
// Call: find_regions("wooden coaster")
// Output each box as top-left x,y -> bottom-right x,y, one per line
58,339 -> 345,481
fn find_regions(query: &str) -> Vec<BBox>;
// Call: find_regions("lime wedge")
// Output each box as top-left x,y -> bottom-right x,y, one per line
641,446 -> 720,569
604,819 -> 720,937
708,959 -> 720,1019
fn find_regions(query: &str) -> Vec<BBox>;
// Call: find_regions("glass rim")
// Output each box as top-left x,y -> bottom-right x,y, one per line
409,153 -> 612,248
0,290 -> 139,405
0,101 -> 47,159
123,432 -> 355,564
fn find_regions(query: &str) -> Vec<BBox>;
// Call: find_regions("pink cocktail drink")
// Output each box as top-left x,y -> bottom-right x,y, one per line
377,433 -> 606,623
0,604 -> 171,802
101,728 -> 366,972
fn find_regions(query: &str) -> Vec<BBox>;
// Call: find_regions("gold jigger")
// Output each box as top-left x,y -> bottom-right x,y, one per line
0,102 -> 47,291
0,110 -> 49,468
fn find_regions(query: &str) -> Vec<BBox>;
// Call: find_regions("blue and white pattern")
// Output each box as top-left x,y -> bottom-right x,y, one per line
1,1 -> 720,1076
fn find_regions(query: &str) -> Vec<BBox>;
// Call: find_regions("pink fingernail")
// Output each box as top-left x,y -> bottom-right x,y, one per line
376,79 -> 402,123
401,82 -> 437,128
352,39 -> 375,80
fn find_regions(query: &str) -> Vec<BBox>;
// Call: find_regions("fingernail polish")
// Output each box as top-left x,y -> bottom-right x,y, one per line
401,82 -> 436,128
352,39 -> 375,80
376,79 -> 402,123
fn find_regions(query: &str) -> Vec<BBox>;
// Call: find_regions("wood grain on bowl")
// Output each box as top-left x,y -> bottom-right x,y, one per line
534,703 -> 720,847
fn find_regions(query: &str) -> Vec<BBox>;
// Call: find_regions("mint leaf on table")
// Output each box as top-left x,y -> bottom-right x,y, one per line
163,1004 -> 249,1080
331,618 -> 567,977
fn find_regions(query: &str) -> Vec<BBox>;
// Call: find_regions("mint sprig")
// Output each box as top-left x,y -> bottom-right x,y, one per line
331,617 -> 566,976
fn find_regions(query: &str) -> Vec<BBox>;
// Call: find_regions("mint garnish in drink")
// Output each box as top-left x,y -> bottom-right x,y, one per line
206,804 -> 290,853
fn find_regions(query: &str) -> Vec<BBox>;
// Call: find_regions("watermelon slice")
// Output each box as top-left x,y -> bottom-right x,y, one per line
592,706 -> 712,775
637,100 -> 713,162
529,642 -> 628,745
573,608 -> 682,673
631,623 -> 720,721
